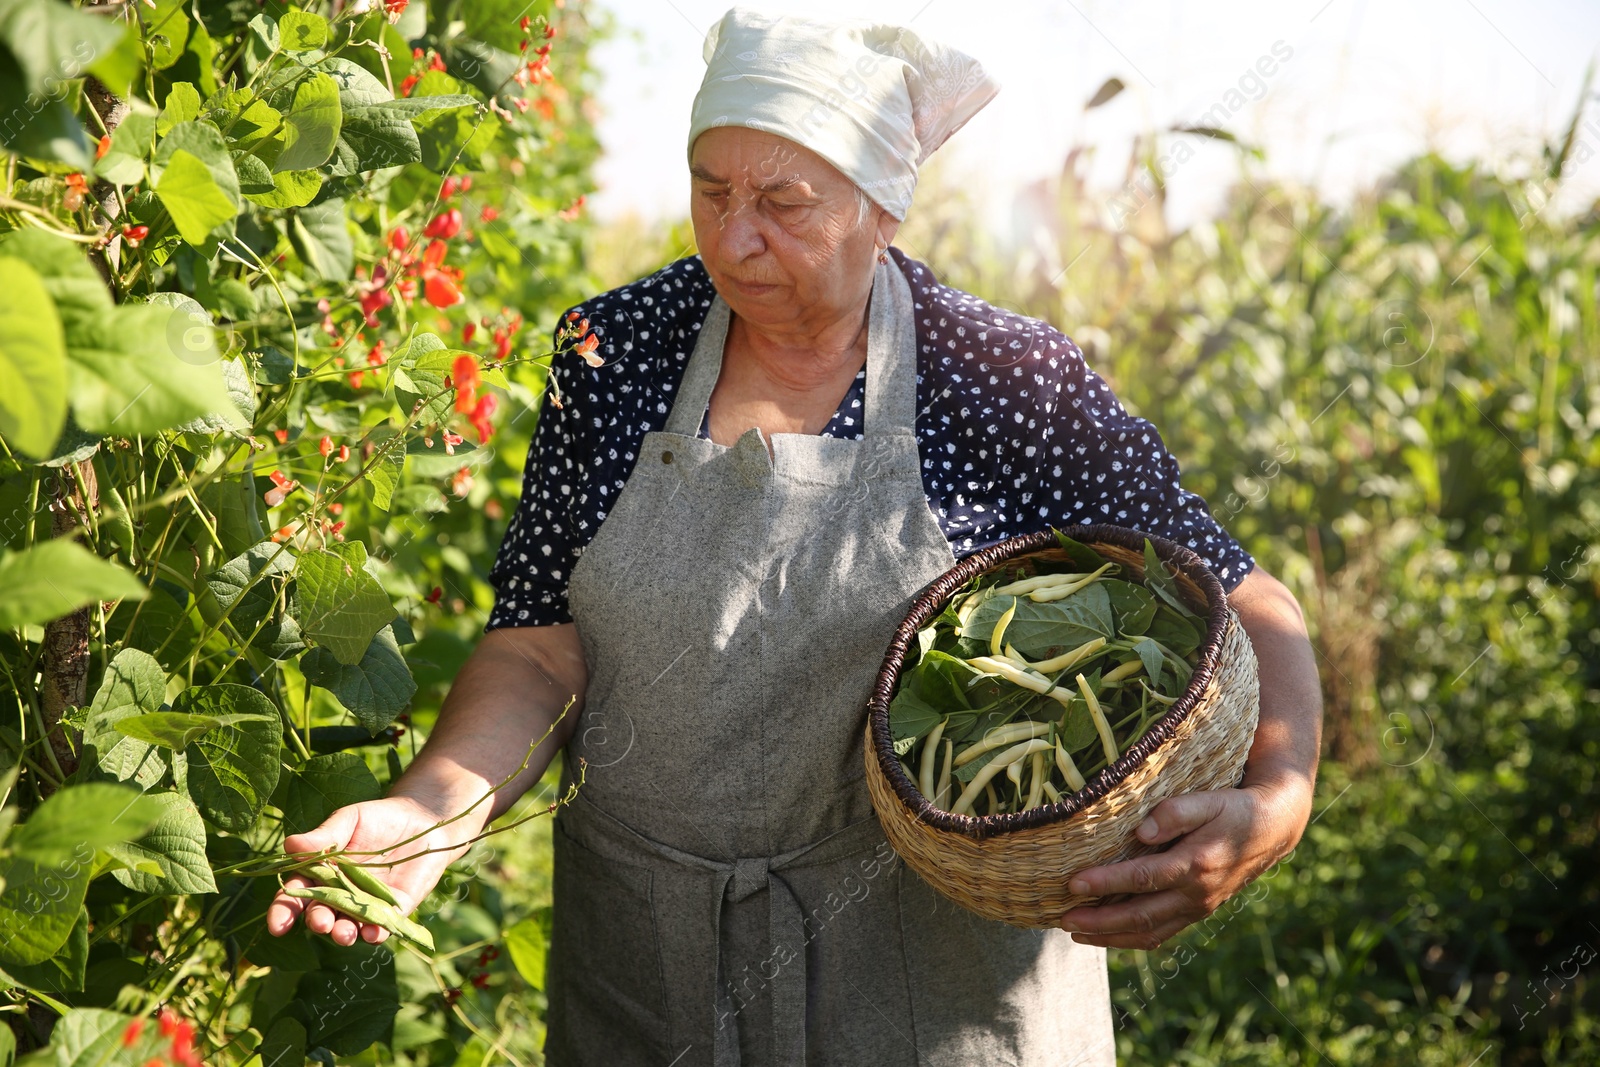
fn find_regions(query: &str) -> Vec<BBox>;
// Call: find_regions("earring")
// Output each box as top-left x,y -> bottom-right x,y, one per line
877,246 -> 889,265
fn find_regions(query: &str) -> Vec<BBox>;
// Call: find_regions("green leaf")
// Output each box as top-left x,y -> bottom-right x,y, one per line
175,356 -> 255,435
888,689 -> 943,748
80,648 -> 168,788
281,752 -> 381,836
406,434 -> 482,478
1103,579 -> 1157,636
4,908 -> 86,992
0,541 -> 146,631
201,542 -> 304,659
175,684 -> 283,831
0,62 -> 91,166
18,1008 -> 131,1065
1051,531 -> 1110,571
294,541 -> 395,665
1132,637 -> 1165,691
368,436 -> 405,512
278,8 -> 328,51
8,783 -> 161,864
106,791 -> 217,895
144,0 -> 191,70
1057,703 -> 1101,753
274,71 -> 342,171
0,228 -> 109,327
302,624 -> 416,731
289,196 -> 353,280
505,910 -> 550,991
0,850 -> 90,966
157,82 -> 201,134
242,165 -> 322,209
115,712 -> 221,750
334,102 -> 423,173
297,938 -> 397,1053
1146,604 -> 1203,659
260,1018 -> 307,1067
0,257 -> 67,458
93,112 -> 154,185
1142,539 -> 1197,617
0,0 -> 123,95
64,304 -> 241,435
964,583 -> 1115,660
157,149 -> 239,245
142,291 -> 224,395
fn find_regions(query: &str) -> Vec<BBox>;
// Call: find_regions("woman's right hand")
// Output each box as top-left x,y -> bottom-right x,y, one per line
265,794 -> 478,947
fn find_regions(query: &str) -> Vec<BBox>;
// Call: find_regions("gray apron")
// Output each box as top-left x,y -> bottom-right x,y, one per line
547,255 -> 1116,1067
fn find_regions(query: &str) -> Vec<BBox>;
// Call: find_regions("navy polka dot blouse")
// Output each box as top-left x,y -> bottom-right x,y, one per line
485,247 -> 1255,629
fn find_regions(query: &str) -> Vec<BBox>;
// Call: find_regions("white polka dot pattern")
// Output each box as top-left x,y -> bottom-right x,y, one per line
486,249 -> 1255,629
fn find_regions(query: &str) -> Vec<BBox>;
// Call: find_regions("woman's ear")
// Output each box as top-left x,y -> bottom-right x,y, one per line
875,209 -> 901,251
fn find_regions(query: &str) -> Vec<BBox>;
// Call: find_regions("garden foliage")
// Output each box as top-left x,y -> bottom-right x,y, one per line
0,0 -> 604,1062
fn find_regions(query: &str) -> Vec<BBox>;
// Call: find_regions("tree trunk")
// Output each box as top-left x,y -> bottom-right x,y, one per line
39,462 -> 99,784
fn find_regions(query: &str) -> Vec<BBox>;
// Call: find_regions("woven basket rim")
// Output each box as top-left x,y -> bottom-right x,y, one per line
867,523 -> 1233,840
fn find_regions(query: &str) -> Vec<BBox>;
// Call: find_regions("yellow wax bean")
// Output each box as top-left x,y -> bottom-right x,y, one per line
990,597 -> 1018,657
1008,637 -> 1107,675
992,572 -> 1093,596
934,738 -> 954,809
952,719 -> 1051,767
918,719 -> 946,801
1025,750 -> 1047,810
951,738 -> 1053,815
1041,779 -> 1063,804
1077,673 -> 1119,764
1102,659 -> 1144,683
1055,739 -> 1087,791
964,657 -> 1075,707
1027,562 -> 1115,602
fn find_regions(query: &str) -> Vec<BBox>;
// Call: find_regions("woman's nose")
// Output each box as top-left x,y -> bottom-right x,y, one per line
717,197 -> 768,260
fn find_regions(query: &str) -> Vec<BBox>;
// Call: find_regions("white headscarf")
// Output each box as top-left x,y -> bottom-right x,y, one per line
687,6 -> 999,221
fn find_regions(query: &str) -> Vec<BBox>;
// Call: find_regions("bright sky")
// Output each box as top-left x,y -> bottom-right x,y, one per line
585,0 -> 1600,236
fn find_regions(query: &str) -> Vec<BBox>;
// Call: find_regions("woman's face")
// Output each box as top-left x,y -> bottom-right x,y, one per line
689,126 -> 896,336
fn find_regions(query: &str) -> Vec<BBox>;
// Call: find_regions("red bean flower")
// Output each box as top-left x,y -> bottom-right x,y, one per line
451,354 -> 481,413
468,393 -> 498,443
424,208 -> 462,240
419,240 -> 464,308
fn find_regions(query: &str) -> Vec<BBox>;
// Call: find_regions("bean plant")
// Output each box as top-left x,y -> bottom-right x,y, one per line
0,0 -> 605,1062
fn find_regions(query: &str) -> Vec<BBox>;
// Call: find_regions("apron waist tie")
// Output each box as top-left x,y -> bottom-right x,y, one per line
564,791 -> 890,1067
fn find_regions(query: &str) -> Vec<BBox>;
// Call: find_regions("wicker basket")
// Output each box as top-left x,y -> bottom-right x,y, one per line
863,524 -> 1260,929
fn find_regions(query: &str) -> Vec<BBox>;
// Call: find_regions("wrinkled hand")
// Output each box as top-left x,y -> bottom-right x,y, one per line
1057,780 -> 1310,950
266,796 -> 472,947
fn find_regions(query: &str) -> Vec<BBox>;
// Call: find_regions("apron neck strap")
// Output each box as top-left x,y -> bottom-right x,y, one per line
663,256 -> 920,439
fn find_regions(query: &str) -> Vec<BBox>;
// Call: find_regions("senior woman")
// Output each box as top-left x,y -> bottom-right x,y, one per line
267,7 -> 1324,1065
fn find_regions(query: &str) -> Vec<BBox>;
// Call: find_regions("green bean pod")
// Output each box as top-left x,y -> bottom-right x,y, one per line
283,882 -> 436,952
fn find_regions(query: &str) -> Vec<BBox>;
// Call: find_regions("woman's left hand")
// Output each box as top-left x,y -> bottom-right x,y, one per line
1055,777 -> 1311,949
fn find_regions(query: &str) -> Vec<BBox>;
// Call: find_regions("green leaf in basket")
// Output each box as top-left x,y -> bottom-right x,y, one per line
953,744 -> 1001,782
1132,637 -> 1165,691
1056,701 -> 1102,753
1142,539 -> 1198,618
1147,603 -> 1203,660
1052,530 -> 1110,571
888,689 -> 942,746
963,582 -> 1114,660
1103,579 -> 1157,636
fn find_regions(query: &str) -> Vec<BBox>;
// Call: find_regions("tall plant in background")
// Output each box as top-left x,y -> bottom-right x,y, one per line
889,77 -> 1600,1066
0,0 -> 604,1062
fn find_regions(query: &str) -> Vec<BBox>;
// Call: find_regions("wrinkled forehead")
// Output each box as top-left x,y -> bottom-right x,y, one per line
688,126 -> 853,195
